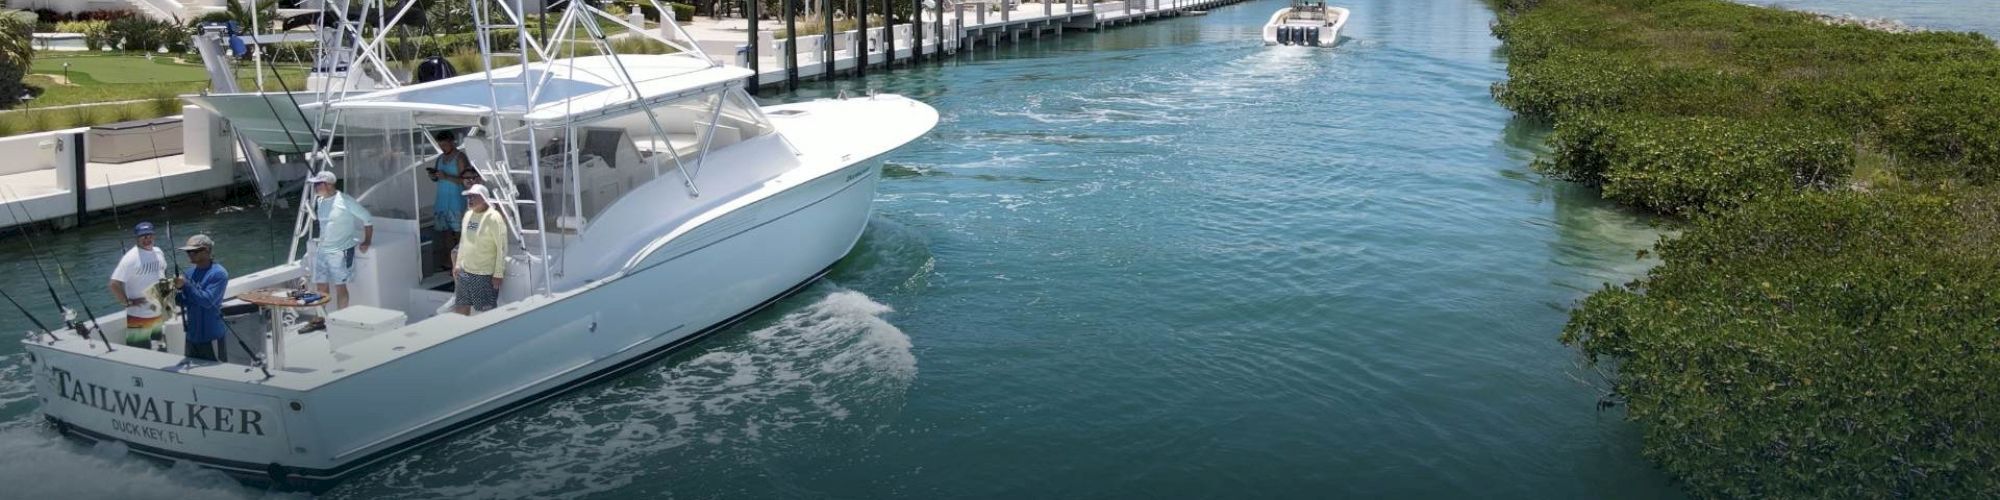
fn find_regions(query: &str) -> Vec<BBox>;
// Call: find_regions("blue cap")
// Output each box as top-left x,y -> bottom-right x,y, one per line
134,222 -> 155,236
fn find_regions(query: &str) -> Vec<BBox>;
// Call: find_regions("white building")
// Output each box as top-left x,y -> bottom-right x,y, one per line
8,0 -> 230,22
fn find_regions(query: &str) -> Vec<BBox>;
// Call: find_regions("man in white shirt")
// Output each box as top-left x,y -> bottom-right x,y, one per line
311,171 -> 373,311
107,222 -> 168,348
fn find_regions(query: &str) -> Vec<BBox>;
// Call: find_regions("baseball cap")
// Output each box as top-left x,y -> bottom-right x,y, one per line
180,234 -> 215,252
134,222 -> 155,236
463,184 -> 490,199
309,171 -> 337,184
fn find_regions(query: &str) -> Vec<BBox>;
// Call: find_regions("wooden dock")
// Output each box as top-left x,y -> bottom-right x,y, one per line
679,0 -> 1253,90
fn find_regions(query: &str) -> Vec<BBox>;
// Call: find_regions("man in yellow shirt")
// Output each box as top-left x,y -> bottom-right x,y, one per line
453,185 -> 509,315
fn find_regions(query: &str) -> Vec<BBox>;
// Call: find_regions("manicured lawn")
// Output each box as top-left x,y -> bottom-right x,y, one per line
16,52 -> 309,108
30,53 -> 214,84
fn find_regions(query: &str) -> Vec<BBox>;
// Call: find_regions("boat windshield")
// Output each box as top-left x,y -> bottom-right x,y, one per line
329,111 -> 430,223
511,87 -> 776,228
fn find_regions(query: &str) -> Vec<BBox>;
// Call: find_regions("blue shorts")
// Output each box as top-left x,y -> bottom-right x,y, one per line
312,247 -> 356,285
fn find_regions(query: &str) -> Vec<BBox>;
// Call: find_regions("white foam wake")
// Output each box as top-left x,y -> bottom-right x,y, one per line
0,425 -> 294,500
336,287 -> 917,499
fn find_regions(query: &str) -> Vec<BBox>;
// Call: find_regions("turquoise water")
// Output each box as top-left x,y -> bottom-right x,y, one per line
0,0 -> 1723,497
1737,0 -> 2000,36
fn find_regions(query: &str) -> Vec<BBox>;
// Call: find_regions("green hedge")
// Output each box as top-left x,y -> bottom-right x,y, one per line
1493,0 -> 2000,204
1536,113 -> 1850,215
1499,0 -> 2000,495
1562,188 -> 2000,497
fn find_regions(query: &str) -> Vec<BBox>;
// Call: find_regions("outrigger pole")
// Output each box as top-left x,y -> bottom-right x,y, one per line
1,188 -> 115,351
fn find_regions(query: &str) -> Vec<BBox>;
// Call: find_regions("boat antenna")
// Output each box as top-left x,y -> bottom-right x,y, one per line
1,287 -> 56,341
1,188 -> 115,351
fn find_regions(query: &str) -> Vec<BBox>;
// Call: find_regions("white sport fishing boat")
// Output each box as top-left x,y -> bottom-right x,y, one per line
23,0 -> 937,490
1263,0 -> 1349,47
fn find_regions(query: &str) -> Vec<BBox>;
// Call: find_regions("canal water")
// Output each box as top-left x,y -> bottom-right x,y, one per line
29,0 -> 1986,496
1737,0 -> 2000,37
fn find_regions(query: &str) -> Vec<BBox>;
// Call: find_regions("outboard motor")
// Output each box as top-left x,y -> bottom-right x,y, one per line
415,56 -> 457,84
1276,26 -> 1290,45
1307,27 -> 1322,46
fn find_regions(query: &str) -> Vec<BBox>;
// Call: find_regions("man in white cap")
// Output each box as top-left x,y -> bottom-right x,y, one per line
453,184 -> 508,315
108,221 -> 166,348
310,170 -> 373,310
174,234 -> 230,362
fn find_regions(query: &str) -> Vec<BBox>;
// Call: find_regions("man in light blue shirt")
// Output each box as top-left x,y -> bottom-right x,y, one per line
310,170 -> 372,310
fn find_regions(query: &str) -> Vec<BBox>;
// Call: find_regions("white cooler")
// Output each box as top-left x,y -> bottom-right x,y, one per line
326,306 -> 407,352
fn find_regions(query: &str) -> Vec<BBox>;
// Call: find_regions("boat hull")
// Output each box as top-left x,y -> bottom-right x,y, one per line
1262,6 -> 1350,47
28,157 -> 886,490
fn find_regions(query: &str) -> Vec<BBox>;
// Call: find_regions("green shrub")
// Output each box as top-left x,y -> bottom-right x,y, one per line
1535,113 -> 1850,215
1493,0 -> 2000,204
670,2 -> 695,22
54,20 -> 104,34
1562,188 -> 2000,497
66,105 -> 96,127
0,15 -> 31,107
24,109 -> 54,131
148,94 -> 179,116
104,16 -> 184,52
79,20 -> 110,50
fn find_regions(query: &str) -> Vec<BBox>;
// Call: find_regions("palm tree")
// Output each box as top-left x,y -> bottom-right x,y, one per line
0,11 -> 37,107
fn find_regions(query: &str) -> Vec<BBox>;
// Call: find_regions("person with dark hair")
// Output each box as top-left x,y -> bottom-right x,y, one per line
429,130 -> 471,273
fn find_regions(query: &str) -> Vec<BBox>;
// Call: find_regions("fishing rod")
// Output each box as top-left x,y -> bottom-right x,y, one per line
1,288 -> 56,341
218,316 -> 273,379
1,188 -> 114,351
103,175 -> 129,248
0,189 -> 81,333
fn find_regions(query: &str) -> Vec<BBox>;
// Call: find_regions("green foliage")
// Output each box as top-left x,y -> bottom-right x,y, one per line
104,17 -> 188,52
670,2 -> 695,22
1503,0 -> 2000,495
1535,113 -> 1850,216
1562,189 -> 2000,497
79,20 -> 111,50
1493,0 -> 2000,207
0,14 -> 32,106
54,20 -> 104,34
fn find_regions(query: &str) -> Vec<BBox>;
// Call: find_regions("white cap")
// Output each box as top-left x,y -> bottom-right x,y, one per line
309,170 -> 337,184
463,184 -> 490,199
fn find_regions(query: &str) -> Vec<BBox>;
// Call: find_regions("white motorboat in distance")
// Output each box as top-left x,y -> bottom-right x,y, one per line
1264,0 -> 1349,47
25,0 -> 937,491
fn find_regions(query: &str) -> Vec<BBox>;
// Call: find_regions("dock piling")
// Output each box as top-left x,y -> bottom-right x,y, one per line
858,0 -> 868,76
746,0 -> 760,89
822,0 -> 835,78
784,0 -> 799,89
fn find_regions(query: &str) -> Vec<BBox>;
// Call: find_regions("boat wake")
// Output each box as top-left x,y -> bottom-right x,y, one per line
331,287 -> 916,499
0,424 -> 293,499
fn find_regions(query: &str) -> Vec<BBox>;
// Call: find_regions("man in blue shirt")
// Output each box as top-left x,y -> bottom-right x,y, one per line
174,234 -> 230,363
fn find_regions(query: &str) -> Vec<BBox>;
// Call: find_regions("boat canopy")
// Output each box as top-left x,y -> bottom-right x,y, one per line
316,55 -> 752,127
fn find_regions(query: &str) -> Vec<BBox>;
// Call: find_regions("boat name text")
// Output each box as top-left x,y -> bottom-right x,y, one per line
52,367 -> 267,437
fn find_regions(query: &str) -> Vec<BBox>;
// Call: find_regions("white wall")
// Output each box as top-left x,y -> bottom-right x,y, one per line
0,127 -> 69,177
